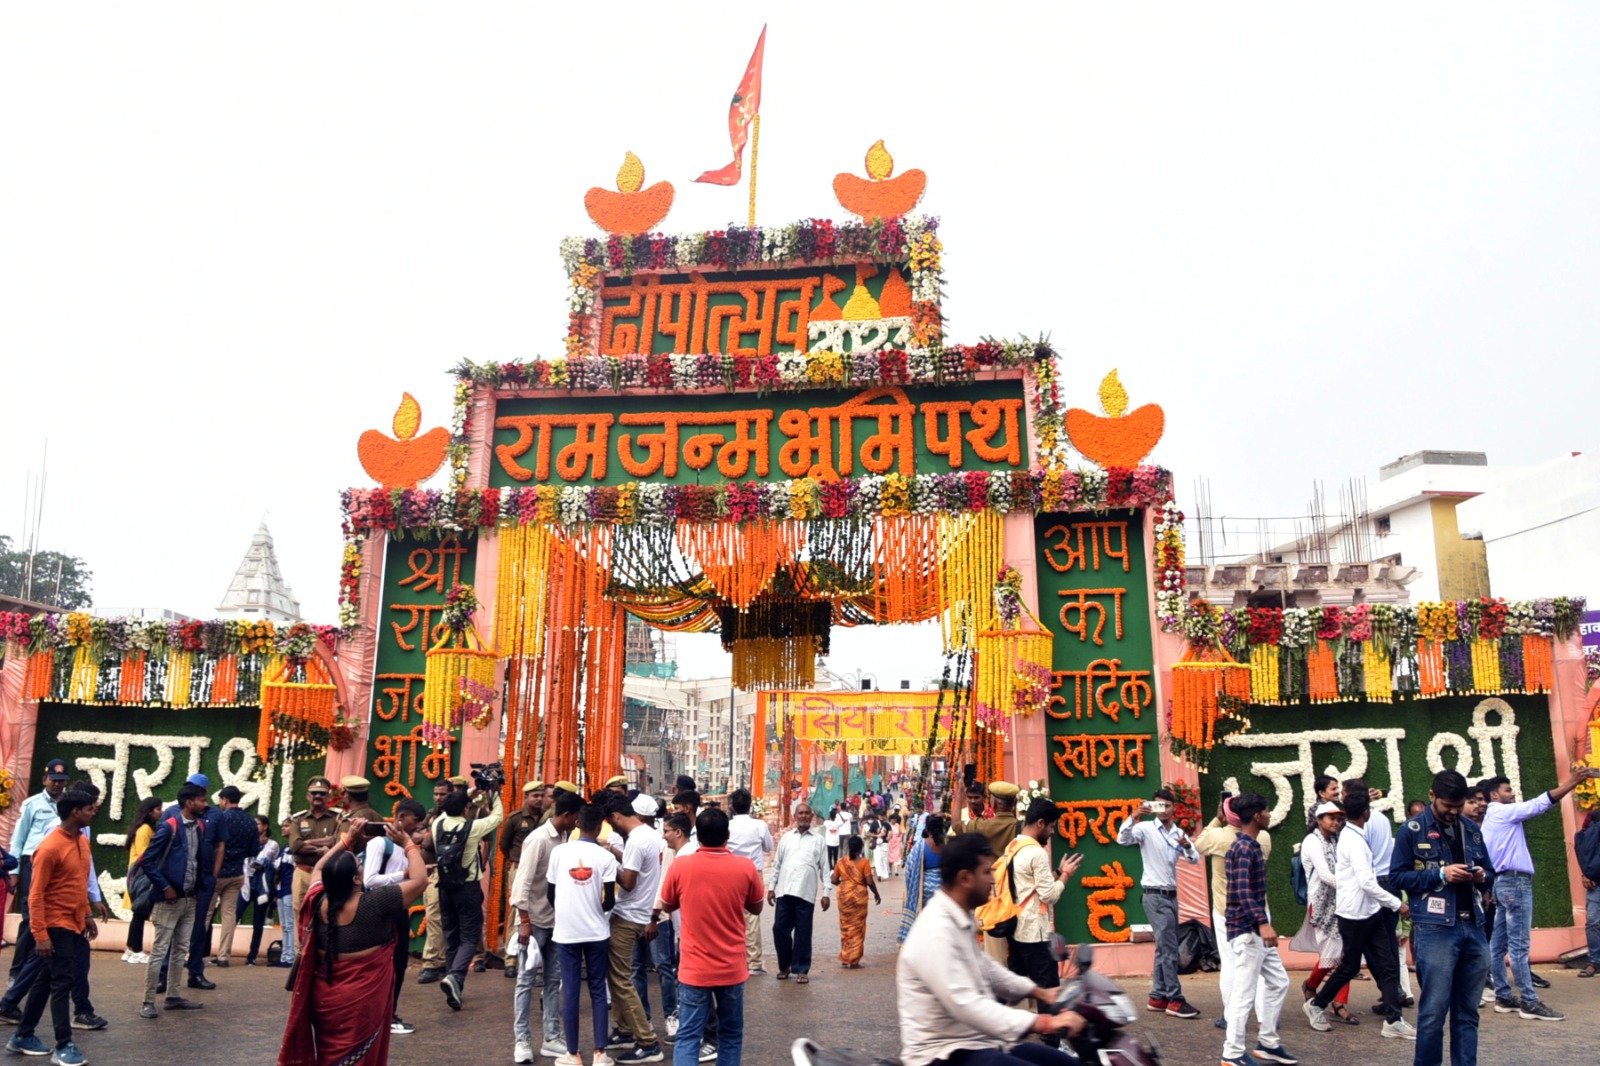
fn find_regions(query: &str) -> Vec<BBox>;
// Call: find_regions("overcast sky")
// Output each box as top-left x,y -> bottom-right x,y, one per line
3,5 -> 1596,679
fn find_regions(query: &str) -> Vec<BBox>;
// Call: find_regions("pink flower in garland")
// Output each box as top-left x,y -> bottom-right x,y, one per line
1316,606 -> 1343,641
821,478 -> 854,519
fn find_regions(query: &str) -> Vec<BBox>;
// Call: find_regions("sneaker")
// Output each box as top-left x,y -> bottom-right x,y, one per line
1147,996 -> 1169,1012
441,974 -> 463,1011
1518,1003 -> 1564,1022
70,1014 -> 107,1031
1493,996 -> 1519,1013
0,1006 -> 21,1026
1214,1017 -> 1226,1029
540,1042 -> 569,1059
132,953 -> 150,966
1221,1057 -> 1250,1066
554,1055 -> 582,1066
48,1044 -> 86,1066
1252,1042 -> 1299,1064
514,1042 -> 534,1064
1165,998 -> 1199,1019
1381,1018 -> 1418,1040
138,1003 -> 157,1020
1530,971 -> 1551,989
417,967 -> 445,985
390,1016 -> 414,1035
616,1046 -> 664,1064
607,1027 -> 634,1049
5,1033 -> 49,1056
119,949 -> 135,963
594,1056 -> 615,1066
698,1042 -> 717,1062
664,1015 -> 679,1039
1481,987 -> 1495,1006
1302,999 -> 1330,1032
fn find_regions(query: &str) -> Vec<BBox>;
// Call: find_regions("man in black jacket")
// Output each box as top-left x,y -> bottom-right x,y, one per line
1577,811 -> 1600,979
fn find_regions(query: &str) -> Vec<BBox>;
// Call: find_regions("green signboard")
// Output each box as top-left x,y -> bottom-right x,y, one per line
1199,693 -> 1570,928
1035,509 -> 1158,943
489,379 -> 1028,489
363,533 -> 477,815
28,701 -> 316,917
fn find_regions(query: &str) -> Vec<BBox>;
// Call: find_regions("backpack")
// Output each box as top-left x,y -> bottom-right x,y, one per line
1290,848 -> 1309,907
976,836 -> 1038,938
434,819 -> 471,887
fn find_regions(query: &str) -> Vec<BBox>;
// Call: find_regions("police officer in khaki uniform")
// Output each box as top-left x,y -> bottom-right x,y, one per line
604,773 -> 629,796
286,777 -> 342,917
336,775 -> 380,835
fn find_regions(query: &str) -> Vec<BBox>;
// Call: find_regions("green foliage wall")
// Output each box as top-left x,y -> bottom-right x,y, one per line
1198,694 -> 1571,929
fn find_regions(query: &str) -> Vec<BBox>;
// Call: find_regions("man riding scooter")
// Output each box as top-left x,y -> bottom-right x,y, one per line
897,832 -> 1086,1066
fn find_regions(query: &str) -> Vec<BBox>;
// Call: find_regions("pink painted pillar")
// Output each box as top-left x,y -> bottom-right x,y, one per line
1531,635 -> 1595,960
1003,511 -> 1048,788
323,531 -> 390,782
0,655 -> 36,845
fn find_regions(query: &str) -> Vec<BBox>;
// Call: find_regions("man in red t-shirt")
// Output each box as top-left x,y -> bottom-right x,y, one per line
658,808 -> 763,1066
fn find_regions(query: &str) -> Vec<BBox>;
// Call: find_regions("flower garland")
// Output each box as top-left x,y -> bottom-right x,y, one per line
1181,596 -> 1585,706
0,614 -> 339,708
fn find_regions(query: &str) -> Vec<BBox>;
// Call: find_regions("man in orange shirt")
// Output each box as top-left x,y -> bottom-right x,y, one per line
6,788 -> 97,1064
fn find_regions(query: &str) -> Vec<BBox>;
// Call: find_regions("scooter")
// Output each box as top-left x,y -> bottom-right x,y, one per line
789,938 -> 1160,1066
1047,937 -> 1163,1066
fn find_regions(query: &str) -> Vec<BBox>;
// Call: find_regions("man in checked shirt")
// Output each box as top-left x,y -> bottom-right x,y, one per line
1219,793 -> 1298,1066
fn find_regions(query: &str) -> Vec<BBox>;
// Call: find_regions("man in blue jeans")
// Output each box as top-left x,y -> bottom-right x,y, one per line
659,808 -> 764,1066
1389,770 -> 1493,1066
1479,766 -> 1594,1020
1576,811 -> 1600,979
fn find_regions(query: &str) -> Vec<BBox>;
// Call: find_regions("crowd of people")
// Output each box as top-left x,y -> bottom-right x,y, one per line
0,754 -> 1595,1066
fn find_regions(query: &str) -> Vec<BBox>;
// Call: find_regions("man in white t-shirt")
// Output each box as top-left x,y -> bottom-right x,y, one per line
823,807 -> 845,867
548,805 -> 622,1066
727,788 -> 775,974
604,795 -> 666,1063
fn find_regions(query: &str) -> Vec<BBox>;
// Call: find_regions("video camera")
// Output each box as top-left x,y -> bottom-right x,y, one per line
470,761 -> 506,794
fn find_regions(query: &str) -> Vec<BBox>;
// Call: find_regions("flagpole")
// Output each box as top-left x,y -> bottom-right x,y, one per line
747,114 -> 760,227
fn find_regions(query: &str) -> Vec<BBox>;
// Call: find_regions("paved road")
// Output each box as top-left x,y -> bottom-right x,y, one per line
25,878 -> 1600,1065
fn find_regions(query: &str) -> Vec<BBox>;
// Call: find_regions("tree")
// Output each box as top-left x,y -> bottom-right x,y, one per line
0,535 -> 93,609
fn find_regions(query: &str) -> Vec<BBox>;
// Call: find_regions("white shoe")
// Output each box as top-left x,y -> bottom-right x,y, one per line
1481,987 -> 1495,1006
594,1056 -> 616,1066
1302,999 -> 1330,1032
133,952 -> 150,965
664,1015 -> 679,1039
542,1043 -> 569,1060
120,949 -> 134,962
554,1055 -> 581,1066
1382,1018 -> 1418,1040
514,1042 -> 535,1064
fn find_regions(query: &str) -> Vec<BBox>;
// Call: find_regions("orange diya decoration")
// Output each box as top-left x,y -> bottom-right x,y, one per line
584,152 -> 674,236
833,140 -> 926,222
1065,370 -> 1165,469
358,393 -> 449,489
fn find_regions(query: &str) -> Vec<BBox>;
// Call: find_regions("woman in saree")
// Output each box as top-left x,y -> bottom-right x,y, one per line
886,817 -> 904,875
895,815 -> 947,944
279,818 -> 428,1065
832,835 -> 880,968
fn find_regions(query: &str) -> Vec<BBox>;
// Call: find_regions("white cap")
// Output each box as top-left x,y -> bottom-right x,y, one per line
1313,801 -> 1343,818
632,794 -> 660,817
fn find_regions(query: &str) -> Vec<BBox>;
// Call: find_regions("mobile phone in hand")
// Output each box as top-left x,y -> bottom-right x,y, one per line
360,820 -> 390,838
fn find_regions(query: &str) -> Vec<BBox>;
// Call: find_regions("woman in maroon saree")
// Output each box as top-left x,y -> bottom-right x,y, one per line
279,820 -> 428,1066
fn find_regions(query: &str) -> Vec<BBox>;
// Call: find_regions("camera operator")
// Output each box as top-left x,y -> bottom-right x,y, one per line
427,781 -> 503,1011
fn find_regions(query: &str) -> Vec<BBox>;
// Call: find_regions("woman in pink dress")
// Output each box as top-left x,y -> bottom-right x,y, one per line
885,817 -> 904,875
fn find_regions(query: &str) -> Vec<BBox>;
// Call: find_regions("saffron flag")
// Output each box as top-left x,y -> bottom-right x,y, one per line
694,25 -> 766,185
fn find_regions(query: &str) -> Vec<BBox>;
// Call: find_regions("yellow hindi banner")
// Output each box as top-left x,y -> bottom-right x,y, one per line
775,690 -> 946,747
